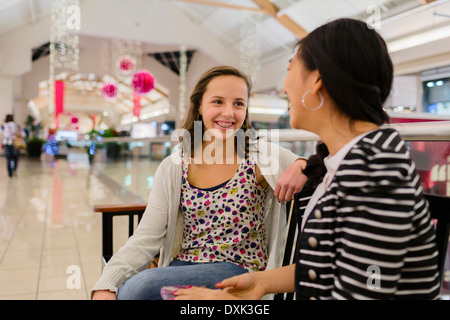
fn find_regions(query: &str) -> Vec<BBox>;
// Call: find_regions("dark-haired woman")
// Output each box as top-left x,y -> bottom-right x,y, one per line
91,66 -> 308,300
1,114 -> 23,178
175,18 -> 440,300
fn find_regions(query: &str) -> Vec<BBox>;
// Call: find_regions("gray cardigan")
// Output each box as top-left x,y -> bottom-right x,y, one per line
92,141 -> 300,294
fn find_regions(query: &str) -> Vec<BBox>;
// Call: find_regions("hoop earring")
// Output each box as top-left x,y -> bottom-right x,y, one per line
301,90 -> 324,111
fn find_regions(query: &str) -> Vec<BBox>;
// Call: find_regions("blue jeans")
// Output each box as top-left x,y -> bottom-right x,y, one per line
3,145 -> 19,177
117,260 -> 248,300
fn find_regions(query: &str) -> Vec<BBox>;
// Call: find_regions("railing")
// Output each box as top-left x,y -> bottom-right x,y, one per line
276,120 -> 450,141
98,120 -> 450,144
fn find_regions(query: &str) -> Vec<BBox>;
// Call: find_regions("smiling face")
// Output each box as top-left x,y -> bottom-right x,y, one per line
199,75 -> 249,141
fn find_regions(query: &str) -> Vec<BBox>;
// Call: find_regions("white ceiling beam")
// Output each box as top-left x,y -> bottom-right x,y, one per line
171,0 -> 308,39
252,0 -> 308,39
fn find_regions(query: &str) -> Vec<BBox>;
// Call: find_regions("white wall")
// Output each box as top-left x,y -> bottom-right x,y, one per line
253,53 -> 292,94
0,76 -> 14,123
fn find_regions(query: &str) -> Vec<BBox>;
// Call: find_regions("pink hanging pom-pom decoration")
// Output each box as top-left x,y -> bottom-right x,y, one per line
118,55 -> 136,74
101,83 -> 118,99
132,70 -> 155,95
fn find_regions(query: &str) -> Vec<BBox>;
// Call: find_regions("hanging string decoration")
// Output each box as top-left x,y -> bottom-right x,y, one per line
50,0 -> 80,71
132,70 -> 155,95
178,46 -> 188,121
112,39 -> 142,80
118,55 -> 136,75
49,0 -> 81,127
240,13 -> 262,84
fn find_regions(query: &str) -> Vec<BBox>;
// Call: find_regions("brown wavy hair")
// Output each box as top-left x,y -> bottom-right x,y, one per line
180,66 -> 254,158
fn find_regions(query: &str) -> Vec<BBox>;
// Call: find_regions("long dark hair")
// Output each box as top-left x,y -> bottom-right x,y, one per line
296,18 -> 393,126
303,142 -> 329,190
298,19 -> 394,186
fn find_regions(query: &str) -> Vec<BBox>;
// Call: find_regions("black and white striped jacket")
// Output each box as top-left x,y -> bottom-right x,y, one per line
295,128 -> 440,300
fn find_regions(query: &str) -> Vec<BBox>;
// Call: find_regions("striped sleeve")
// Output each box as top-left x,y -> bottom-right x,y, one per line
330,131 -> 439,299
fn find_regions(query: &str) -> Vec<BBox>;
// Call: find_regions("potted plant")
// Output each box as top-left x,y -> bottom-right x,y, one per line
27,137 -> 45,158
86,127 -> 121,162
101,129 -> 121,160
25,115 -> 44,158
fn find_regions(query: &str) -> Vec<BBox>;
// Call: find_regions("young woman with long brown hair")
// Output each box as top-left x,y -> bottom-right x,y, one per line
91,66 -> 307,300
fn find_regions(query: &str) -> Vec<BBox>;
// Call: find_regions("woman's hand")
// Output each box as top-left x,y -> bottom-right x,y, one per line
174,273 -> 266,300
91,290 -> 117,300
275,159 -> 308,203
216,273 -> 266,300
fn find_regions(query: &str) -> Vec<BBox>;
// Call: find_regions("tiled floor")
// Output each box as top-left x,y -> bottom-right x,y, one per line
0,152 -> 160,300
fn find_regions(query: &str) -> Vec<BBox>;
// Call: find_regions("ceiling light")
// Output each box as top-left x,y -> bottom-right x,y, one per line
387,24 -> 450,53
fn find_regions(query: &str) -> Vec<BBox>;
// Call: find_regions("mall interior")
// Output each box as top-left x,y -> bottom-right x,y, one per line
0,0 -> 450,300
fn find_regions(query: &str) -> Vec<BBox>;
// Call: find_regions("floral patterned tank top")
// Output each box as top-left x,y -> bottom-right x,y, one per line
177,157 -> 268,272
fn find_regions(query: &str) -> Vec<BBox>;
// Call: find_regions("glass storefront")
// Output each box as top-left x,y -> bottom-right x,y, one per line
423,77 -> 450,115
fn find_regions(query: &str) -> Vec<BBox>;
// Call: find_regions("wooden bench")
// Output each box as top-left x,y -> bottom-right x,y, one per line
93,203 -> 147,266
